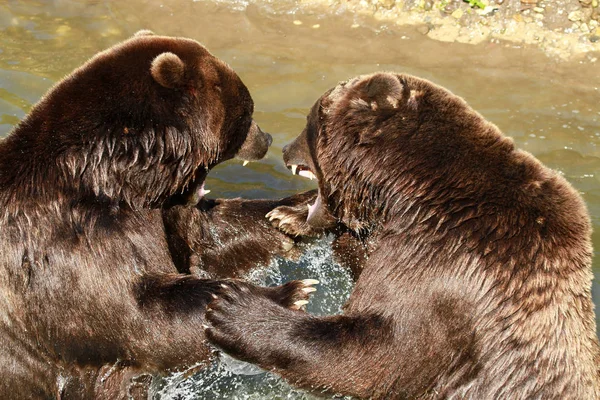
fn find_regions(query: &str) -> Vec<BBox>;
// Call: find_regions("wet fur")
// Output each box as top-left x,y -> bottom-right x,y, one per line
0,34 -> 303,399
206,72 -> 600,399
163,190 -> 318,278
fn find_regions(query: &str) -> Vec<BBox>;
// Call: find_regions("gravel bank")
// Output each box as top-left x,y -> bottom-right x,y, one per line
298,0 -> 600,60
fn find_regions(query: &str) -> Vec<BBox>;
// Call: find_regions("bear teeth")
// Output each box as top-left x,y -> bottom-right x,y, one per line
242,160 -> 249,166
291,164 -> 298,175
298,170 -> 315,180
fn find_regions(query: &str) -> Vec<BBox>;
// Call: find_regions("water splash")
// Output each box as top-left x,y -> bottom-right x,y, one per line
152,235 -> 354,399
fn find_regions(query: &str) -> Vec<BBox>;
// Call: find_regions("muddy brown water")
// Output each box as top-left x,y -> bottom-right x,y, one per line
1,0 -> 599,398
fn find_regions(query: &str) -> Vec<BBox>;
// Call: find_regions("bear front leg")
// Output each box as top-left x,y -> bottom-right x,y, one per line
135,274 -> 317,315
205,283 -> 395,399
163,189 -> 320,277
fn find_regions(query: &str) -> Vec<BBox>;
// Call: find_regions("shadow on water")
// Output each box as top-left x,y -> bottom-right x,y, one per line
1,0 -> 600,398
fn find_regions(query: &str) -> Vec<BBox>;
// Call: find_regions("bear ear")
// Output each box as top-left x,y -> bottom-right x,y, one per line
151,52 -> 185,89
349,74 -> 408,145
358,73 -> 405,111
134,30 -> 155,37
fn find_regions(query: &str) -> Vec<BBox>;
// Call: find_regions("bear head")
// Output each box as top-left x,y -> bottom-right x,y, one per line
4,31 -> 271,209
283,72 -> 517,233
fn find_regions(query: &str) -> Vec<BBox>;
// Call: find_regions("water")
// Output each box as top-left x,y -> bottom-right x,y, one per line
151,237 -> 354,399
1,0 -> 599,398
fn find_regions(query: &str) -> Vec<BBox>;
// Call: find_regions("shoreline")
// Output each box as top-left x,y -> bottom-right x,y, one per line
297,0 -> 600,60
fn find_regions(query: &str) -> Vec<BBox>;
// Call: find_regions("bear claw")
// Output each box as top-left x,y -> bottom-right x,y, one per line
292,300 -> 309,310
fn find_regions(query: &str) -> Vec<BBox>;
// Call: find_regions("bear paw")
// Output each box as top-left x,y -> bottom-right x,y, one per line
204,280 -> 317,363
266,205 -> 317,237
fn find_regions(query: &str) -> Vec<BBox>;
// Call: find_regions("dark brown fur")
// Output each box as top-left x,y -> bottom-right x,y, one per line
162,190 -> 318,278
0,33 -> 308,399
206,72 -> 600,399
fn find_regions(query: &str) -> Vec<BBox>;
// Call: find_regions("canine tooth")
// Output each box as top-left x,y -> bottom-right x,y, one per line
291,164 -> 298,175
302,279 -> 320,286
243,160 -> 249,166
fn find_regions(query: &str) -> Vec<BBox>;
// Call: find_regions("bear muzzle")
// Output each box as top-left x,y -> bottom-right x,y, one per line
235,120 -> 272,164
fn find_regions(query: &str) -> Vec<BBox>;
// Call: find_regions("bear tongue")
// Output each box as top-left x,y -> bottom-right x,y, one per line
187,182 -> 211,206
307,193 -> 321,222
197,182 -> 210,198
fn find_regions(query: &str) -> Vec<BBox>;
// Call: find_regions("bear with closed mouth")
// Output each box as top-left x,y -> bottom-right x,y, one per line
0,32 -> 316,399
206,72 -> 600,399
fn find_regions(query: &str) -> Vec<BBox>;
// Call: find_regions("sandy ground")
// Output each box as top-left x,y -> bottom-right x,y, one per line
298,0 -> 600,60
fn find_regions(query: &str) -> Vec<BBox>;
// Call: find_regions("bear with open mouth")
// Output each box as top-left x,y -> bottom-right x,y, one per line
0,31 -> 317,399
206,72 -> 600,399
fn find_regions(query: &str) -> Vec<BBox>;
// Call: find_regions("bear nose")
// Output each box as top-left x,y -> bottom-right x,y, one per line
282,143 -> 290,154
266,132 -> 273,147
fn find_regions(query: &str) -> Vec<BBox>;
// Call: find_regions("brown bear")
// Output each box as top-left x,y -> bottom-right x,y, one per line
205,72 -> 600,399
0,32 -> 316,399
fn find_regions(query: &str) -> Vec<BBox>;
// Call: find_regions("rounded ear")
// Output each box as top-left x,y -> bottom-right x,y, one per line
151,52 -> 185,89
360,73 -> 404,110
134,29 -> 155,37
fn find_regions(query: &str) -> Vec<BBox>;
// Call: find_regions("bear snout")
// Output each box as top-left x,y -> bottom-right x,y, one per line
235,120 -> 272,162
266,131 -> 273,147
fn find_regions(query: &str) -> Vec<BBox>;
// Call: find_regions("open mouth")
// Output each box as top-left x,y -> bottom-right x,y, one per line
178,159 -> 254,206
177,166 -> 210,206
286,163 -> 322,222
288,164 -> 316,181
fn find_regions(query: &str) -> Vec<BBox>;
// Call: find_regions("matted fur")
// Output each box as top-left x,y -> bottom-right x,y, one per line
0,33 -> 287,399
206,72 -> 600,399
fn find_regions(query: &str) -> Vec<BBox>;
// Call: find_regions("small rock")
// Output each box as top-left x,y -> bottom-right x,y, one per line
568,10 -> 583,22
580,22 -> 590,32
423,0 -> 434,10
590,34 -> 600,42
444,3 -> 459,13
513,13 -> 524,22
477,6 -> 498,15
452,8 -> 464,19
533,6 -> 544,12
580,0 -> 593,5
593,0 -> 598,7
520,0 -> 538,5
379,0 -> 396,9
590,20 -> 598,29
534,12 -> 545,19
293,20 -> 303,25
417,25 -> 430,35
